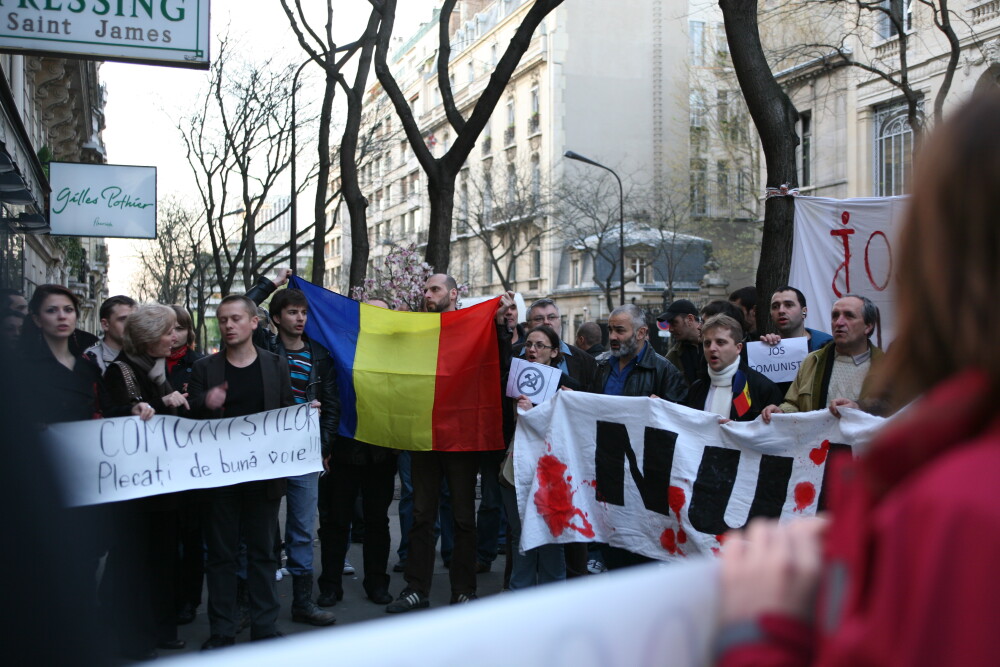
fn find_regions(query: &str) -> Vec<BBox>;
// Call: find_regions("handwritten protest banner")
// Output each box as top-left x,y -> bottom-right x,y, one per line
513,392 -> 884,559
789,195 -> 907,345
506,357 -> 562,404
746,338 -> 809,383
42,405 -> 322,507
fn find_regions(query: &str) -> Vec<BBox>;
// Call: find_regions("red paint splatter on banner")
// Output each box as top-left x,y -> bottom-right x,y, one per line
567,476 -> 572,482
809,440 -> 831,465
533,454 -> 595,538
677,529 -> 687,544
668,485 -> 686,520
841,211 -> 850,225
659,528 -> 685,556
711,547 -> 721,556
794,482 -> 816,512
715,534 -> 727,545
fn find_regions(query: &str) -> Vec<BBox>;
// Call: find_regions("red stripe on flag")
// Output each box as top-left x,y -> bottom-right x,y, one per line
431,298 -> 504,451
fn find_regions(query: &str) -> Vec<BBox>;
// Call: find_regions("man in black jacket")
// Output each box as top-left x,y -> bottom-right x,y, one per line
245,271 -> 337,627
593,304 -> 687,403
188,295 -> 295,650
593,304 -> 687,571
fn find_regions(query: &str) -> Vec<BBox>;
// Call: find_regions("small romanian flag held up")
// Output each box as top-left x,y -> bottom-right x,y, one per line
288,276 -> 503,452
732,371 -> 752,418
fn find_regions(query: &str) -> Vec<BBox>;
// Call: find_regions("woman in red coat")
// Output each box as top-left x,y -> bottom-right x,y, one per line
716,91 -> 1000,666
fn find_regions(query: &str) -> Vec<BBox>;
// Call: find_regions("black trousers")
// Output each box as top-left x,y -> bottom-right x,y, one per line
102,501 -> 178,654
318,457 -> 397,596
205,481 -> 280,638
175,491 -> 206,610
405,450 -> 482,598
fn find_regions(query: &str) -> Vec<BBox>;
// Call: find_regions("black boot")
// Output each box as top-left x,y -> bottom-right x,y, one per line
291,575 -> 336,626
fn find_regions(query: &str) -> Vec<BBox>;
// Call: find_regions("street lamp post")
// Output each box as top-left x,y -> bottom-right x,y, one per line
563,150 -> 626,306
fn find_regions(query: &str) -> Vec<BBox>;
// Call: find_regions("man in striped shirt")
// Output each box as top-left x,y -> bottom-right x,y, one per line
247,271 -> 338,627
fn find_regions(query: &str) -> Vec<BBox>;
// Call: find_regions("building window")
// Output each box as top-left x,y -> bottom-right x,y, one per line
689,21 -> 705,66
874,101 -> 919,197
571,257 -> 581,286
716,160 -> 730,211
531,245 -> 541,278
629,256 -> 651,284
506,163 -> 516,208
690,92 -> 707,128
690,158 -> 707,215
459,181 -> 469,230
467,60 -> 475,84
483,172 -> 494,222
800,110 -> 812,187
879,0 -> 912,39
530,155 -> 541,206
715,22 -> 729,59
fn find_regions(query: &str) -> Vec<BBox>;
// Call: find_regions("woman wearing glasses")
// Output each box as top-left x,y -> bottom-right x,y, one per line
501,325 -> 584,590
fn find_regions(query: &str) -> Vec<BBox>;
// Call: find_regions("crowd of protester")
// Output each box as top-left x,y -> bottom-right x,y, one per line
4,90 -> 998,666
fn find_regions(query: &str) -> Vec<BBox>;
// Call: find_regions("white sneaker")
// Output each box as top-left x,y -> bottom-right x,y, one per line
275,569 -> 284,581
586,558 -> 607,574
343,559 -> 356,575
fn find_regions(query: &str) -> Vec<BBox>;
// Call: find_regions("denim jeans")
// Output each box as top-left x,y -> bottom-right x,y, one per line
501,484 -> 566,590
284,472 -> 319,576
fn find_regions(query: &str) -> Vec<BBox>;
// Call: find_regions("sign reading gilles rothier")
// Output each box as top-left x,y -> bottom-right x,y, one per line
0,0 -> 209,69
49,161 -> 156,239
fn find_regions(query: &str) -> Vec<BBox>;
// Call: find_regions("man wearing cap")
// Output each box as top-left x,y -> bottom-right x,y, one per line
659,299 -> 703,387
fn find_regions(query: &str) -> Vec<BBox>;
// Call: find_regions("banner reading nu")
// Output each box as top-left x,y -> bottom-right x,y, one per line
42,405 -> 322,506
513,392 -> 885,559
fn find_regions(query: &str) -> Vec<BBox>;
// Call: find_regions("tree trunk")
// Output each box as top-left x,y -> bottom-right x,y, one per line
426,169 -> 455,273
719,0 -> 799,334
311,69 -> 337,286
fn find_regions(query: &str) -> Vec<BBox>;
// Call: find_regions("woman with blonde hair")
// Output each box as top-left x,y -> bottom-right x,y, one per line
102,304 -> 188,659
716,90 -> 1000,665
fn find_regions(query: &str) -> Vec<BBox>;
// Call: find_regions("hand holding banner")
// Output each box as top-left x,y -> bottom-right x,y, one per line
746,338 -> 809,383
513,392 -> 884,559
506,357 -> 562,404
43,405 -> 322,507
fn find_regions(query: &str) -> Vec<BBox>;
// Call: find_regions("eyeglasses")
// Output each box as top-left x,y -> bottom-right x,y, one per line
529,314 -> 561,323
524,341 -> 553,351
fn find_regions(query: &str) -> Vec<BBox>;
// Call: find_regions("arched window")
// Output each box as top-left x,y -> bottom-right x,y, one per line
873,101 -> 920,197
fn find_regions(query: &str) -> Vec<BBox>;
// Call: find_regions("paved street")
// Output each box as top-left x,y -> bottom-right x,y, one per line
166,489 -> 508,657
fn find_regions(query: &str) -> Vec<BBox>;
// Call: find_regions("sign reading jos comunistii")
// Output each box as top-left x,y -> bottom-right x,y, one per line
0,0 -> 209,69
49,162 -> 156,239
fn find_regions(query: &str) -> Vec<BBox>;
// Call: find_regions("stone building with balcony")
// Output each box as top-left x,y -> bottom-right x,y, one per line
0,54 -> 109,333
327,0 -> 707,341
768,0 -> 1000,202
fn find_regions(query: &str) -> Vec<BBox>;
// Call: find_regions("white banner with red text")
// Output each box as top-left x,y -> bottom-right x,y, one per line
514,392 -> 885,559
43,405 -> 322,507
789,195 -> 908,346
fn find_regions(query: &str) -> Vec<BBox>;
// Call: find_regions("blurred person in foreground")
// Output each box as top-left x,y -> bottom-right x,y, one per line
716,91 -> 1000,666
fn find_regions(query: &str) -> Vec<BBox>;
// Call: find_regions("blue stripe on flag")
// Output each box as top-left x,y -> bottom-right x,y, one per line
289,276 -> 360,439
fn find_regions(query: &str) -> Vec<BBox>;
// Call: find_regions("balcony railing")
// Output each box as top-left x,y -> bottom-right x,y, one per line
482,136 -> 492,156
528,113 -> 540,134
504,125 -> 516,146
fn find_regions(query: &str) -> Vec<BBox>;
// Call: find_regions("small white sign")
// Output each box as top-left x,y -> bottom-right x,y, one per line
506,357 -> 561,404
49,162 -> 156,239
746,337 -> 810,383
0,0 -> 210,69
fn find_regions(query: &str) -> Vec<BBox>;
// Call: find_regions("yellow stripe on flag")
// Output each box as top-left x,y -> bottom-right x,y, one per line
353,305 -> 441,450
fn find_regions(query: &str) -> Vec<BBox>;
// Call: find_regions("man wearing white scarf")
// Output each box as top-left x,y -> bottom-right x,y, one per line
685,315 -> 783,422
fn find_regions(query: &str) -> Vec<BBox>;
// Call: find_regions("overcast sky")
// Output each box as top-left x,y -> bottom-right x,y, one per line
103,0 -> 438,293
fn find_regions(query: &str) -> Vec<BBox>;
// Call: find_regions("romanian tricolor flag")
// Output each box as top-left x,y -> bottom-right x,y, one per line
731,370 -> 752,418
288,276 -> 503,452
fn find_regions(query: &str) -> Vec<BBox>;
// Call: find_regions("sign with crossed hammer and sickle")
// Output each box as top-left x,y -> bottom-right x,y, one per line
506,357 -> 561,405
